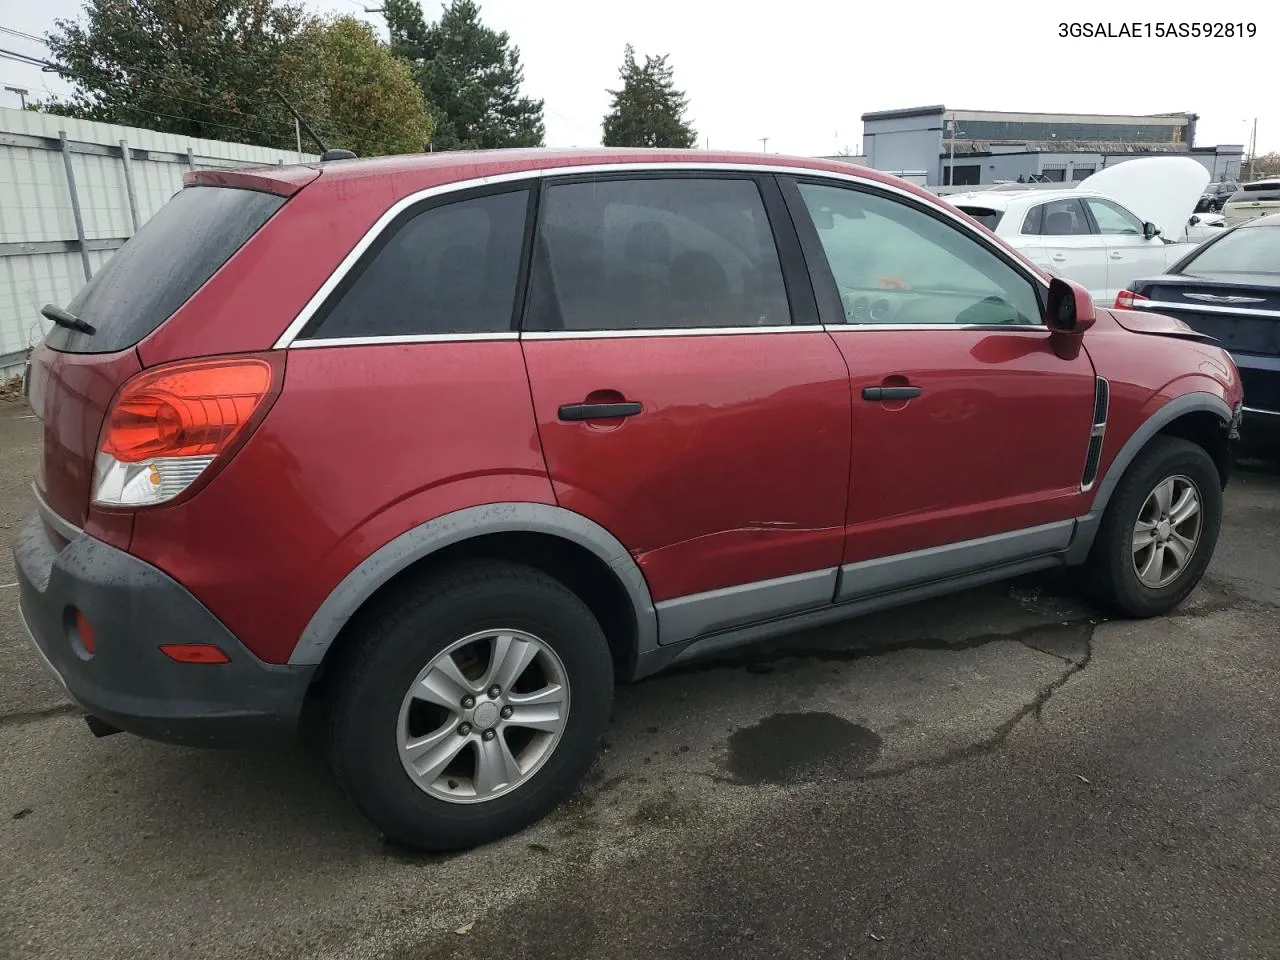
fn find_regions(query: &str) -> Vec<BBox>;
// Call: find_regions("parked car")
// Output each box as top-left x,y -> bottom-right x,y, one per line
1196,179 -> 1240,214
16,149 -> 1243,851
948,156 -> 1209,304
1186,212 -> 1228,243
1223,178 -> 1280,226
1117,213 -> 1280,443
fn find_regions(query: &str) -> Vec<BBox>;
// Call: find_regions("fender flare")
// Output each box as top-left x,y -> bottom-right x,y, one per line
288,503 -> 658,666
1064,391 -> 1234,564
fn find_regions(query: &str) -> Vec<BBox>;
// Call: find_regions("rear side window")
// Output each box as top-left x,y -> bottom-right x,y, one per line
46,186 -> 284,354
302,189 -> 530,341
525,177 -> 792,331
955,206 -> 1003,230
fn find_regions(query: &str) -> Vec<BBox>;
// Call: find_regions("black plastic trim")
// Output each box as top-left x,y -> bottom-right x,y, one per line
863,386 -> 922,401
558,402 -> 642,421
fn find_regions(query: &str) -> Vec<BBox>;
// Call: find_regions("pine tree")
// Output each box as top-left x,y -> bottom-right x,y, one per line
384,0 -> 544,150
601,45 -> 697,149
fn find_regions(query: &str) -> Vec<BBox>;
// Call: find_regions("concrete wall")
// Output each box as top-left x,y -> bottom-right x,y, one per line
0,107 -> 317,377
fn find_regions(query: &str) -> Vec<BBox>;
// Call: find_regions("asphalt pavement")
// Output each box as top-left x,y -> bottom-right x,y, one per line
1,398 -> 1278,960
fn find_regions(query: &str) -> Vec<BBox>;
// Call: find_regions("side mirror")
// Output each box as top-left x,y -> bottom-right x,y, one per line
1189,215 -> 1201,225
1045,277 -> 1096,360
1143,221 -> 1161,239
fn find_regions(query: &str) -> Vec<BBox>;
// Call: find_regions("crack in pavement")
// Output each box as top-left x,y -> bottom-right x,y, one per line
858,624 -> 1095,783
0,702 -> 79,729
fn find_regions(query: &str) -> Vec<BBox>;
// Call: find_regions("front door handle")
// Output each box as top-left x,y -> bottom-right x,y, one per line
1051,253 -> 1067,262
558,401 -> 642,421
1110,252 -> 1124,259
862,386 -> 922,401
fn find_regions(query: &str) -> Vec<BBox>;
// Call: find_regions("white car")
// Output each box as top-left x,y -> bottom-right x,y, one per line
1223,178 -> 1280,226
945,157 -> 1209,304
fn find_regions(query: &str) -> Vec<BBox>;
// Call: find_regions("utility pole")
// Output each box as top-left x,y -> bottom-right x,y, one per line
4,85 -> 27,109
759,137 -> 769,153
948,113 -> 956,186
1249,117 -> 1258,180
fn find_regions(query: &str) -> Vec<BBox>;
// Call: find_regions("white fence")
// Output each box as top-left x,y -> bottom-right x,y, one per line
0,107 -> 317,376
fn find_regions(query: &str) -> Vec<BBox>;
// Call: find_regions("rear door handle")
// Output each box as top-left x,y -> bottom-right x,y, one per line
1051,254 -> 1067,262
862,386 -> 922,401
558,401 -> 642,421
1110,252 -> 1124,259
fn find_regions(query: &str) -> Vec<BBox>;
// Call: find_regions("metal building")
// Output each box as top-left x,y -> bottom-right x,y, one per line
861,106 -> 1244,188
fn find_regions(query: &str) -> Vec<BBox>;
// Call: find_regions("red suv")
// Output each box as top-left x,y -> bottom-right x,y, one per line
15,149 -> 1243,850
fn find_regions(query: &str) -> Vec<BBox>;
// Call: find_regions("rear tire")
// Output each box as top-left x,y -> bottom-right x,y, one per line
328,560 -> 614,851
1079,436 -> 1222,618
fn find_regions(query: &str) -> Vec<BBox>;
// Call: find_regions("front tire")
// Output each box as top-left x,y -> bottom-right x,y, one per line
1079,436 -> 1222,618
328,561 -> 614,851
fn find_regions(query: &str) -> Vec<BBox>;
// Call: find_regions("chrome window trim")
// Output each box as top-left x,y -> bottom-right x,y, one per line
273,161 -> 1052,349
522,325 -> 825,340
822,323 -> 1046,333
1133,299 -> 1280,319
1244,406 -> 1280,417
292,332 -> 520,348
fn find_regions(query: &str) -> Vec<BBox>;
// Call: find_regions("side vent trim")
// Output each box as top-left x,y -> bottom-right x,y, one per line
1081,377 -> 1109,491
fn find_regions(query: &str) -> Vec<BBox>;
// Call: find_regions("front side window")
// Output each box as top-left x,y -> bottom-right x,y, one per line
525,177 -> 792,331
795,181 -> 1041,327
1084,198 -> 1145,236
302,189 -> 530,340
1023,199 -> 1092,237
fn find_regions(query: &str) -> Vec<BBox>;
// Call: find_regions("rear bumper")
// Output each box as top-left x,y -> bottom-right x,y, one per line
12,513 -> 315,746
1233,352 -> 1280,444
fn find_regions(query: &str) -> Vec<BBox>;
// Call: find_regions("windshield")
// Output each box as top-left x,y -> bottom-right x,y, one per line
1179,226 -> 1280,285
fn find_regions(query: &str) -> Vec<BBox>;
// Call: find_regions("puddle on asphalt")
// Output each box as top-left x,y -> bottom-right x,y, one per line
726,712 -> 883,785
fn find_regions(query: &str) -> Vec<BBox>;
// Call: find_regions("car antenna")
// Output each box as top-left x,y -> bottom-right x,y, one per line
269,88 -> 358,162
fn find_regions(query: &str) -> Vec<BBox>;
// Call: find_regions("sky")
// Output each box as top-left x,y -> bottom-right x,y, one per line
0,0 -> 1274,155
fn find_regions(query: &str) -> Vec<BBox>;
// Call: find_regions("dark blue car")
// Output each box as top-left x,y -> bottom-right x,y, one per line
1116,213 -> 1280,446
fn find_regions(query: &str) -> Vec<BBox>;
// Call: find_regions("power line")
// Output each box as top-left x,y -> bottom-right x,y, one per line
0,25 -> 46,45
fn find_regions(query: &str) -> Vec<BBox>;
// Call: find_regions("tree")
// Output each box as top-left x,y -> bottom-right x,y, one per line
1245,152 -> 1280,180
384,0 -> 544,150
40,0 -> 431,155
298,17 -> 432,156
43,0 -> 316,149
601,45 -> 696,149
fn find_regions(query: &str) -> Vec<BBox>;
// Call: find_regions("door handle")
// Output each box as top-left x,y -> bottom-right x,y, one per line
1109,252 -> 1124,259
558,401 -> 642,421
1050,253 -> 1067,262
862,386 -> 922,401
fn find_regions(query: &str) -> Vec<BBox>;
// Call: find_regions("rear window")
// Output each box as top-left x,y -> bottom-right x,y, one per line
1178,225 -> 1280,285
44,185 -> 285,354
1229,182 -> 1280,203
955,206 -> 1003,230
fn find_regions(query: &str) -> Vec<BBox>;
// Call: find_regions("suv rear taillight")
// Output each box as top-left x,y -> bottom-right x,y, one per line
92,355 -> 281,508
1114,290 -> 1148,310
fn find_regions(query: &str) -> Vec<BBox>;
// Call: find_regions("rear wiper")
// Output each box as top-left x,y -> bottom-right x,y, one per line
41,304 -> 95,335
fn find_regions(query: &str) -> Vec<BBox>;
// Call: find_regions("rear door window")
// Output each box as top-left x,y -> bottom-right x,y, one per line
46,186 -> 285,354
1022,199 -> 1092,236
301,188 -> 531,341
524,177 -> 793,331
